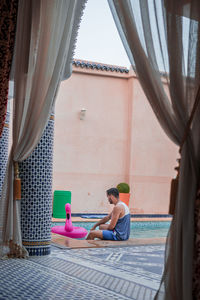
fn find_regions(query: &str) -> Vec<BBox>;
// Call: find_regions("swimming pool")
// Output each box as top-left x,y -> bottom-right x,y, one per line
52,221 -> 171,239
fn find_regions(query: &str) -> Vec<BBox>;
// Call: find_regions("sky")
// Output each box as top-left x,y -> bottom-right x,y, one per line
74,0 -> 191,74
74,0 -> 131,68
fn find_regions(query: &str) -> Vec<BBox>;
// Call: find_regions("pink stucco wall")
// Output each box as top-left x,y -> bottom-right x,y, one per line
53,61 -> 178,214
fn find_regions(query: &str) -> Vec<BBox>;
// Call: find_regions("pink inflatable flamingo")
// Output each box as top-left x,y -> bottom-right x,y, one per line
51,203 -> 87,238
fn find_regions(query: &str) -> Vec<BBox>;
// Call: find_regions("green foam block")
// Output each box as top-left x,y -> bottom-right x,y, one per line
53,190 -> 71,218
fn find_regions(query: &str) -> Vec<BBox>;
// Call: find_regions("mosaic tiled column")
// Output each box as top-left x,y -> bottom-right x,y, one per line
0,112 -> 10,197
20,115 -> 54,256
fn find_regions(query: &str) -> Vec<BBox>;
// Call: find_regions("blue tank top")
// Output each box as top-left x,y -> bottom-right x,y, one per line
114,202 -> 130,241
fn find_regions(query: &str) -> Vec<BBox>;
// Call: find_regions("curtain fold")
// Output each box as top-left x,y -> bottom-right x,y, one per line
108,0 -> 200,299
0,0 -> 18,137
0,0 -> 87,258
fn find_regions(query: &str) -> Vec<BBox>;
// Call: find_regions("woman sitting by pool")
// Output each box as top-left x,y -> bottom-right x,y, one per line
86,188 -> 130,241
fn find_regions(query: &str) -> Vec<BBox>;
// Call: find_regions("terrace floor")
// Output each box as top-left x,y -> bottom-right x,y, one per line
53,217 -> 172,223
51,233 -> 166,249
0,217 -> 168,299
0,234 -> 166,300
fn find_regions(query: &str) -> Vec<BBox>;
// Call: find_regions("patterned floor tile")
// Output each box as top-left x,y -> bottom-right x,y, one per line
0,244 -> 164,300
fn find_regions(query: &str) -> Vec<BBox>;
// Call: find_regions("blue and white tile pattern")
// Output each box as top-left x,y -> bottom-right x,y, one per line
0,112 -> 9,198
0,244 -> 164,299
19,117 -> 54,256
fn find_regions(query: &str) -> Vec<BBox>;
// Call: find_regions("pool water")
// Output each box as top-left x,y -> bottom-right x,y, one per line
52,221 -> 171,239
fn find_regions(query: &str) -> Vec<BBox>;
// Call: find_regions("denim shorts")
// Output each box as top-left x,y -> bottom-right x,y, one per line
102,230 -> 118,241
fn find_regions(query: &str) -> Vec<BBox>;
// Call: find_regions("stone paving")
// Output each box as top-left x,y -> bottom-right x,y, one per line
0,243 -> 165,300
51,232 -> 166,249
53,217 -> 172,223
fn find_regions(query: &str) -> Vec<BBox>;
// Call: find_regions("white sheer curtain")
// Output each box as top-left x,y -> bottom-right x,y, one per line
108,1 -> 200,299
0,0 -> 87,258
